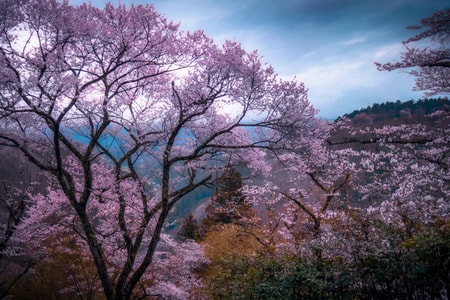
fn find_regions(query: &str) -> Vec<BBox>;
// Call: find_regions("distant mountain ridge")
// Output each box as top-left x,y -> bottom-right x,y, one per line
337,98 -> 450,126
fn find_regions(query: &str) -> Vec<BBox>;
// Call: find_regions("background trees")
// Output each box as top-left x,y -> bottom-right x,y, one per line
0,0 -> 315,298
205,99 -> 450,299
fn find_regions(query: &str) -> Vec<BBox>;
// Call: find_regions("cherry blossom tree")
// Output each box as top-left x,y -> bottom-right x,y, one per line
375,8 -> 450,96
331,109 -> 450,208
0,1 -> 316,299
327,108 -> 450,297
239,107 -> 450,297
150,234 -> 206,299
244,120 -> 357,256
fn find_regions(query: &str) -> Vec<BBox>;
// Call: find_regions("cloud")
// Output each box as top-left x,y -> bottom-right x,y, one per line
340,37 -> 367,46
293,59 -> 371,102
288,47 -> 421,118
371,43 -> 405,62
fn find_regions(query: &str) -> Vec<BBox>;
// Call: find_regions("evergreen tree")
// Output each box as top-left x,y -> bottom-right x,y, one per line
178,214 -> 200,241
201,167 -> 253,235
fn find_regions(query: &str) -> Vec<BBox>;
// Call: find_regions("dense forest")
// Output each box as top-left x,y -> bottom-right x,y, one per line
340,98 -> 450,126
0,1 -> 449,299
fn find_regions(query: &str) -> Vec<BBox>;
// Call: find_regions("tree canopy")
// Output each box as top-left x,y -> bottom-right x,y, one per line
0,0 -> 316,298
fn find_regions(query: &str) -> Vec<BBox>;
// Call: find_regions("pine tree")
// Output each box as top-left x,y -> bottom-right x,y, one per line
178,214 -> 200,241
201,167 -> 253,235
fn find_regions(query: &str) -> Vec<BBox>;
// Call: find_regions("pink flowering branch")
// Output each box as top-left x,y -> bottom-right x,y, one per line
375,8 -> 450,96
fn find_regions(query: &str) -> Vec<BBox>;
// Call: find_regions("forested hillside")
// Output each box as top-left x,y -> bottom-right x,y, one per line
173,97 -> 450,223
340,98 -> 450,126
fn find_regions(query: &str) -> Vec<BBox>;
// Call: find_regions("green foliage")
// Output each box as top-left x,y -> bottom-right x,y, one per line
178,213 -> 201,241
198,216 -> 450,299
200,251 -> 360,300
340,97 -> 450,124
201,167 -> 253,235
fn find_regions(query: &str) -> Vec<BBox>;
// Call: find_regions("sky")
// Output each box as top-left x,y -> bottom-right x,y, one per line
69,0 -> 448,119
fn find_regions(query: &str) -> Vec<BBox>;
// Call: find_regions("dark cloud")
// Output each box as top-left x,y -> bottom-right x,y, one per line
220,0 -> 448,37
